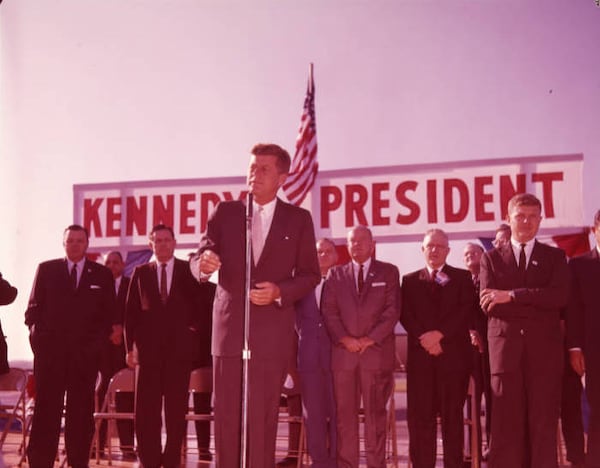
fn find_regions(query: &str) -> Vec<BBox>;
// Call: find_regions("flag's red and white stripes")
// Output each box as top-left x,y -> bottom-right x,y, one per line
283,64 -> 318,206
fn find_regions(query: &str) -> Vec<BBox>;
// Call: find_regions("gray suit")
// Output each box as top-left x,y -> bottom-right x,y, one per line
322,260 -> 400,468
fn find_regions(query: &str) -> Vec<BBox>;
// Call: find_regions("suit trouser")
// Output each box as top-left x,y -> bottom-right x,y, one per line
193,392 -> 212,452
213,355 -> 287,468
488,332 -> 562,468
407,364 -> 469,468
28,344 -> 98,468
586,366 -> 600,468
299,368 -> 338,468
332,367 -> 393,468
135,359 -> 191,468
560,355 -> 585,465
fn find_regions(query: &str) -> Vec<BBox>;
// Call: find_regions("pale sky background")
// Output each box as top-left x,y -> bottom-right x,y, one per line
1,0 -> 599,361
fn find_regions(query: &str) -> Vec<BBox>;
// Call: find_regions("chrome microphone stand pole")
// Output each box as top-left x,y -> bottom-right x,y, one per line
240,192 -> 253,468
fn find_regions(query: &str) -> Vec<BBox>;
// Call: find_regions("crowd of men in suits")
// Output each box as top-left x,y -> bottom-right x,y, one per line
9,142 -> 599,468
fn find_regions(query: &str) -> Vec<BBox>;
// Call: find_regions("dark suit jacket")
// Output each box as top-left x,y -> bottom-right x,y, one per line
479,240 -> 569,373
115,276 -> 130,325
198,198 -> 320,361
296,287 -> 331,373
25,258 -> 115,356
322,260 -> 400,372
125,258 -> 204,366
566,247 -> 600,372
401,264 -> 474,372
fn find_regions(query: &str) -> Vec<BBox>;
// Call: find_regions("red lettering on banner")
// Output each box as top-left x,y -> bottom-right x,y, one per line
200,193 -> 221,233
345,184 -> 369,227
444,179 -> 469,223
474,176 -> 494,221
372,182 -> 390,226
179,193 -> 195,234
426,180 -> 437,223
106,197 -> 121,237
320,186 -> 342,229
532,172 -> 562,218
153,195 -> 174,227
84,198 -> 103,237
395,181 -> 420,225
499,174 -> 526,218
126,196 -> 147,236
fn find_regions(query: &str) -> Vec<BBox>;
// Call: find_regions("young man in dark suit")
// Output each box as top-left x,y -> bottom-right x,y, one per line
567,209 -> 600,468
25,224 -> 115,468
125,224 -> 205,468
480,193 -> 570,468
322,226 -> 400,468
196,143 -> 320,468
401,228 -> 474,468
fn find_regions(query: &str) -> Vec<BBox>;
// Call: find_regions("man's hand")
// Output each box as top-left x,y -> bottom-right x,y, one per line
569,349 -> 586,377
198,250 -> 222,275
110,324 -> 124,346
469,329 -> 484,353
126,350 -> 138,369
339,336 -> 362,353
249,282 -> 281,306
426,342 -> 443,356
419,330 -> 443,351
480,288 -> 512,312
358,336 -> 375,354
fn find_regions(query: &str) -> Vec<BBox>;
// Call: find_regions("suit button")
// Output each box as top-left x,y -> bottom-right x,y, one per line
520,329 -> 525,336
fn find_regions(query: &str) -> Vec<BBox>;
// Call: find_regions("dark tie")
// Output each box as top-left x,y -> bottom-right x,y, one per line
431,269 -> 438,283
160,263 -> 168,304
70,263 -> 78,290
519,244 -> 527,273
357,264 -> 364,294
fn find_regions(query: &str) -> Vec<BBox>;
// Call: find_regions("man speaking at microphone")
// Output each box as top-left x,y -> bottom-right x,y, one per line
196,143 -> 320,468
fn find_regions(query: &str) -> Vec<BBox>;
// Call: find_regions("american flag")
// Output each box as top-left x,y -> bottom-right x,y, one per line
283,63 -> 318,206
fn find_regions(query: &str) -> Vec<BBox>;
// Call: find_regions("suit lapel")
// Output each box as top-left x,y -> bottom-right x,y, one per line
360,261 -> 377,300
343,262 -> 359,302
500,244 -> 518,272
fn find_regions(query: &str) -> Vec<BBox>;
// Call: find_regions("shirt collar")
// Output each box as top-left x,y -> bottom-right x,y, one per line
253,197 -> 277,217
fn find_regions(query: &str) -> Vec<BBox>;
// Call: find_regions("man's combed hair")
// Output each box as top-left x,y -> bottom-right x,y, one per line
150,224 -> 175,239
64,224 -> 89,241
251,143 -> 291,174
508,193 -> 542,212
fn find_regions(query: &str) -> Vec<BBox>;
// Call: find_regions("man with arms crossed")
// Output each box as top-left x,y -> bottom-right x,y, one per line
480,193 -> 569,468
196,143 -> 320,468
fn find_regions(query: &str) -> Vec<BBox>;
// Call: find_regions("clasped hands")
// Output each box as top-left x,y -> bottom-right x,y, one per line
419,330 -> 444,356
339,336 -> 375,354
198,249 -> 281,306
480,288 -> 512,312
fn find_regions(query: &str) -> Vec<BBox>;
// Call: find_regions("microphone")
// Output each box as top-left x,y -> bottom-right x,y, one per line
247,192 -> 253,219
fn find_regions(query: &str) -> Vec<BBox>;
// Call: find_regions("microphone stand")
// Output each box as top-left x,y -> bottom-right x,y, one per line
240,192 -> 253,468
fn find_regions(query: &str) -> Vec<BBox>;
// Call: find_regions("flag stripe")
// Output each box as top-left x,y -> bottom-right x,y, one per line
283,66 -> 318,206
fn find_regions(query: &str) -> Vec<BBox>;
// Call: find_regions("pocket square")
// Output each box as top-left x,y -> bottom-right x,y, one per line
372,282 -> 386,287
90,284 -> 101,289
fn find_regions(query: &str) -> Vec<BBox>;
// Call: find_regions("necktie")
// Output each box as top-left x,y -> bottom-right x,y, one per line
431,269 -> 438,283
252,206 -> 265,264
519,244 -> 527,273
160,263 -> 168,304
357,264 -> 364,294
70,263 -> 78,290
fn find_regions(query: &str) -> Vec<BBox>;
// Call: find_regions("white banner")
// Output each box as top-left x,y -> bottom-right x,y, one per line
74,153 -> 584,251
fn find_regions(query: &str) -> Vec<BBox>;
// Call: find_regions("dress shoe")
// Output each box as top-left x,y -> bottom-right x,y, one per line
198,449 -> 213,461
121,450 -> 138,461
276,456 -> 298,468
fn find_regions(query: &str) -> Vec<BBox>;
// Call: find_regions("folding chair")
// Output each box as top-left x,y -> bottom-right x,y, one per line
92,367 -> 136,465
0,368 -> 28,451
